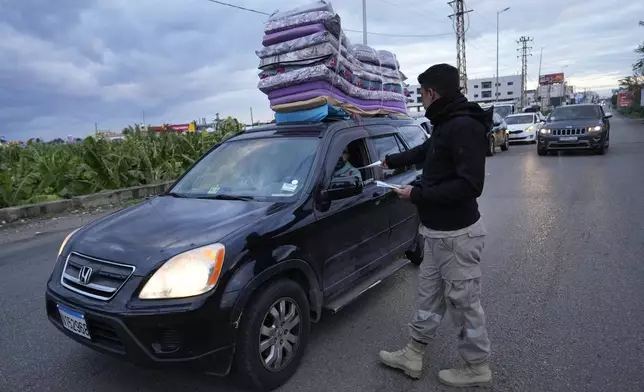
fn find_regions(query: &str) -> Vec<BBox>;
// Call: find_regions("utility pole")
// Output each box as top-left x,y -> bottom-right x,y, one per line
448,0 -> 473,94
537,47 -> 543,107
517,36 -> 533,108
362,0 -> 368,44
250,107 -> 254,126
142,110 -> 146,126
496,7 -> 510,102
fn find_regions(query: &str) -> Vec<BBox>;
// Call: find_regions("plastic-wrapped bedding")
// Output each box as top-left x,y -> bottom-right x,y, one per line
269,87 -> 407,112
259,52 -> 404,94
258,64 -> 405,102
264,11 -> 342,38
261,24 -> 353,53
272,96 -> 407,115
353,44 -> 400,70
258,32 -> 405,81
267,1 -> 334,22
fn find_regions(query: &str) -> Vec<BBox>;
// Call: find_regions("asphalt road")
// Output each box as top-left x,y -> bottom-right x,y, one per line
2,113 -> 644,392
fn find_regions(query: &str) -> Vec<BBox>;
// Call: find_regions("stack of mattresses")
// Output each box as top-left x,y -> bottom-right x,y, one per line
256,1 -> 408,119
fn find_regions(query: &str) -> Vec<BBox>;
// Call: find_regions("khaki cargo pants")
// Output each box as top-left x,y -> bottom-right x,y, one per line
409,218 -> 491,365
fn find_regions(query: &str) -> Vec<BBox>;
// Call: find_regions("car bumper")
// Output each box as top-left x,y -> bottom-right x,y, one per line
538,133 -> 604,150
45,287 -> 237,375
508,131 -> 536,142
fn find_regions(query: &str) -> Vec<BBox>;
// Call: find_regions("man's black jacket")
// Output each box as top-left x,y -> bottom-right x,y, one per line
385,94 -> 492,231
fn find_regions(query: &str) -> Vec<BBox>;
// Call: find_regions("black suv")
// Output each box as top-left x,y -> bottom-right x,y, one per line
45,116 -> 428,391
537,104 -> 612,155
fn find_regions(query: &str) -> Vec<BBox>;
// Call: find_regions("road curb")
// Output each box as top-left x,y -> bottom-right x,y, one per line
0,181 -> 175,224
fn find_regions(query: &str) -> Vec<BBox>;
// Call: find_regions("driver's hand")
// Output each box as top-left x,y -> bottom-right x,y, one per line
381,161 -> 389,169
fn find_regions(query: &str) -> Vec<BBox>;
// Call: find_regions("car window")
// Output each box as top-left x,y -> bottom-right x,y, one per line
371,134 -> 407,179
170,137 -> 319,199
548,106 -> 601,122
329,138 -> 373,186
505,115 -> 534,125
398,126 -> 428,149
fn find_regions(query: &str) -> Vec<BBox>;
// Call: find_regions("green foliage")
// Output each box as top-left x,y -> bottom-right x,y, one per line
0,127 -> 236,208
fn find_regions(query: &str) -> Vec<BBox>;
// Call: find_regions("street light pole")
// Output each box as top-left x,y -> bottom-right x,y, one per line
561,65 -> 568,105
496,7 -> 510,103
362,0 -> 368,44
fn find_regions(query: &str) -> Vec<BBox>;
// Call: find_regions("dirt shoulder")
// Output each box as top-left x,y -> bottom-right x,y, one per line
0,205 -> 124,246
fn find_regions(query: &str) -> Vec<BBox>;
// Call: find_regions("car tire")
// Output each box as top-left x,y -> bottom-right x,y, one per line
537,147 -> 547,156
234,279 -> 310,391
487,136 -> 496,157
405,233 -> 425,266
500,134 -> 509,151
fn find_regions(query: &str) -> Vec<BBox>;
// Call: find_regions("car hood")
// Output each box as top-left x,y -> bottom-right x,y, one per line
544,119 -> 602,129
69,196 -> 280,275
507,123 -> 533,131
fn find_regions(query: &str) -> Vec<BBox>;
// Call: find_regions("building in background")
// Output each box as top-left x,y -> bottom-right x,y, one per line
406,84 -> 425,114
466,75 -> 522,103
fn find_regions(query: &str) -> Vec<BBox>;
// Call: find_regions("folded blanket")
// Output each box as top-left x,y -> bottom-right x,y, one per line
268,1 -> 335,22
258,64 -> 405,102
353,44 -> 400,70
265,11 -> 342,38
258,32 -> 405,81
259,54 -> 403,94
272,96 -> 407,115
270,89 -> 407,111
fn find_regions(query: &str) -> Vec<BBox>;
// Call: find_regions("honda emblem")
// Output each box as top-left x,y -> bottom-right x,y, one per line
78,266 -> 93,285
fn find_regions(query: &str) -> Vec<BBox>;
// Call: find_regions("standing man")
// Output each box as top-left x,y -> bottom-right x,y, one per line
378,64 -> 493,387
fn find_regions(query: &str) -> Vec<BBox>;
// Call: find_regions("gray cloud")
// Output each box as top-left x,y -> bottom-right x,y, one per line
0,0 -> 642,141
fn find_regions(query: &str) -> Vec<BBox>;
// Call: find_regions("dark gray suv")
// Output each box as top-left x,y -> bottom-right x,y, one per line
537,104 -> 612,156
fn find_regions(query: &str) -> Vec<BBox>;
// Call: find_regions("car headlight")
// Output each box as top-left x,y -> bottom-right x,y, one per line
139,243 -> 226,299
588,125 -> 602,132
540,128 -> 551,134
58,228 -> 81,257
525,125 -> 534,132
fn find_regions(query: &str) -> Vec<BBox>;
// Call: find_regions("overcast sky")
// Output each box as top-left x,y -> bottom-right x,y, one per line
1,0 -> 643,140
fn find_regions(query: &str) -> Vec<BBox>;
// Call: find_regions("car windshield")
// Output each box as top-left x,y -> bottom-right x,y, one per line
547,106 -> 600,122
505,115 -> 534,125
493,106 -> 512,118
169,137 -> 319,199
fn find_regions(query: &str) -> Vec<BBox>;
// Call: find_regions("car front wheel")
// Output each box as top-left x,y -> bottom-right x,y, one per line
487,136 -> 496,156
500,134 -> 509,151
235,279 -> 311,391
405,233 -> 425,266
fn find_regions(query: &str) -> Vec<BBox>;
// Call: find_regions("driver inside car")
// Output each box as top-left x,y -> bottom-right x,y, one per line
332,148 -> 363,184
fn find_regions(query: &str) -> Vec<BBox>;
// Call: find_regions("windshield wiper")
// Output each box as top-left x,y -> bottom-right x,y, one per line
197,194 -> 255,201
164,191 -> 188,198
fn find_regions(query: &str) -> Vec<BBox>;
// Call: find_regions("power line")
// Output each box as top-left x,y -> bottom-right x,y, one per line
204,0 -> 454,38
345,30 -> 454,38
204,0 -> 269,15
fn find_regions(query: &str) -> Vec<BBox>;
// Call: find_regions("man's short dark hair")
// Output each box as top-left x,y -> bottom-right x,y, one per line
417,64 -> 460,96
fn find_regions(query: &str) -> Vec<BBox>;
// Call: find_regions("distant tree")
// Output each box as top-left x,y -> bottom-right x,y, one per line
217,116 -> 244,137
634,21 -> 644,75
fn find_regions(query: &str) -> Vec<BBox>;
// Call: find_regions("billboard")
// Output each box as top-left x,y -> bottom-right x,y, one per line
539,73 -> 564,85
617,91 -> 633,107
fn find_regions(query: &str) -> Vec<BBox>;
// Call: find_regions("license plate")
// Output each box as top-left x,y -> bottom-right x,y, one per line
57,304 -> 91,339
559,136 -> 578,141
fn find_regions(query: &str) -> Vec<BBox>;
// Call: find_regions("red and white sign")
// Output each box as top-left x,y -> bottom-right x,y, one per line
617,91 -> 633,107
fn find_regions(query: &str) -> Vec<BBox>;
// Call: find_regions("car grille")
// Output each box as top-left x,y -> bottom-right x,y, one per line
551,128 -> 587,136
61,252 -> 135,301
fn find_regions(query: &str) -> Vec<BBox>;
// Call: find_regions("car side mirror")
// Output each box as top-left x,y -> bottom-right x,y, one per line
321,177 -> 363,201
604,113 -> 612,119
493,121 -> 501,127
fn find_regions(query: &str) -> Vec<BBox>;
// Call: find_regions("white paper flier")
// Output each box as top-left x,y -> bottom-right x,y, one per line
376,181 -> 403,190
